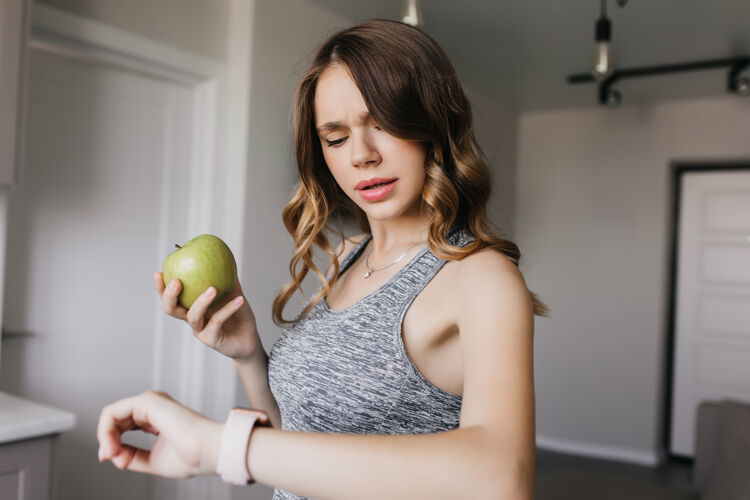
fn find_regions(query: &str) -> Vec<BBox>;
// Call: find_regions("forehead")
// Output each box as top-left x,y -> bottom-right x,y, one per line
314,64 -> 369,130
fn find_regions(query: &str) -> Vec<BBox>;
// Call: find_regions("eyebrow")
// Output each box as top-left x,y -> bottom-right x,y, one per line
316,110 -> 371,134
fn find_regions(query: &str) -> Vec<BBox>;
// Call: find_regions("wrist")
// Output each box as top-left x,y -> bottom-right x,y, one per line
201,420 -> 225,475
215,408 -> 272,485
232,346 -> 267,367
191,420 -> 224,476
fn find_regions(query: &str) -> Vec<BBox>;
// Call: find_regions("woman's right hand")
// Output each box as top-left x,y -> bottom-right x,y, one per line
154,271 -> 264,363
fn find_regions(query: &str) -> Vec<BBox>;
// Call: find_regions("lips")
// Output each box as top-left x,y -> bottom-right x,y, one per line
356,177 -> 397,190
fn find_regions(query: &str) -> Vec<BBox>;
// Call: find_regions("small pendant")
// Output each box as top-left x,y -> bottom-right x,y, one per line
363,271 -> 371,278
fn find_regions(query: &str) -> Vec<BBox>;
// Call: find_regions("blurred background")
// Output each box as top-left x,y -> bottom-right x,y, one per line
0,0 -> 748,499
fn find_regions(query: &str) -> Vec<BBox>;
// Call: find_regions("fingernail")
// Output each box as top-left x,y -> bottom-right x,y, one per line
168,279 -> 178,291
234,296 -> 243,304
203,287 -> 215,297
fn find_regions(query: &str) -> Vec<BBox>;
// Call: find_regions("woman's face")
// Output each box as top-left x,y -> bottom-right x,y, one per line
313,63 -> 427,223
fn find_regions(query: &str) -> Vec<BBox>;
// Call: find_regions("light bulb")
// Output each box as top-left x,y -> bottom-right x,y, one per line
590,12 -> 614,82
592,41 -> 614,81
401,0 -> 423,27
736,77 -> 750,97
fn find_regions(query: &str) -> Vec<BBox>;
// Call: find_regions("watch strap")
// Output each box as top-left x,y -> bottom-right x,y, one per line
216,408 -> 271,485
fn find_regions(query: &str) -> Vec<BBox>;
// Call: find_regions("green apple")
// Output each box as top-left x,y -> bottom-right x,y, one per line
162,234 -> 238,309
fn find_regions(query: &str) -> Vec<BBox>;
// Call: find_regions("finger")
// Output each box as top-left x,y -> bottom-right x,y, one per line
186,287 -> 216,330
109,443 -> 156,475
154,271 -> 173,303
97,392 -> 162,461
97,399 -> 134,460
206,295 -> 245,331
161,277 -> 188,320
230,279 -> 243,296
154,271 -> 165,294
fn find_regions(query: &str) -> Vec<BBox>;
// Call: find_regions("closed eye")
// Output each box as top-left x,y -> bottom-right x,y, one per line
325,137 -> 346,147
324,125 -> 381,148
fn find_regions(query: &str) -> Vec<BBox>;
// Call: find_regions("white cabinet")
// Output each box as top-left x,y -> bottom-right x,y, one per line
0,0 -> 31,186
0,393 -> 75,500
0,436 -> 57,500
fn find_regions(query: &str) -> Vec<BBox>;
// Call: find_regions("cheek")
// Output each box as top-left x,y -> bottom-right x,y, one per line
321,151 -> 346,184
405,147 -> 427,181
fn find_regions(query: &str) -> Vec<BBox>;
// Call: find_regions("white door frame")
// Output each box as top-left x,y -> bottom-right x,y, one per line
665,162 -> 750,458
29,4 -> 253,500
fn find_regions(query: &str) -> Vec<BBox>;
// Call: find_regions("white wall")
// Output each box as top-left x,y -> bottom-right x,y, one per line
1,46 -> 183,499
238,0 -> 349,355
36,0 -> 230,62
1,2 -> 234,500
235,1 -> 350,498
467,87 -> 519,240
516,95 -> 750,464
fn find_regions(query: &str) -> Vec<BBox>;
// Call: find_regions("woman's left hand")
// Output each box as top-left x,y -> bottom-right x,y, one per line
97,390 -> 224,478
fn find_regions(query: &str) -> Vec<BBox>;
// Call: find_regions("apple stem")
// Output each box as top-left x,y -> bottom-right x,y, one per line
175,244 -> 182,249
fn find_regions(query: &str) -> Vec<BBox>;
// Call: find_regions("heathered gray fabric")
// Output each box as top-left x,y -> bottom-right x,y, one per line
267,226 -> 474,500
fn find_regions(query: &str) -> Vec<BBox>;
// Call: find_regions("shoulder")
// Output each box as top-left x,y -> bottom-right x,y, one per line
457,246 -> 526,285
454,247 -> 532,322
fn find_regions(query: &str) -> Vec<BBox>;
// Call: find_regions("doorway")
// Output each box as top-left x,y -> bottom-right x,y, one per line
666,163 -> 750,458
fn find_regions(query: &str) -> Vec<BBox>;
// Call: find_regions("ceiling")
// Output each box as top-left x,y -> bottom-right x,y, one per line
306,0 -> 750,111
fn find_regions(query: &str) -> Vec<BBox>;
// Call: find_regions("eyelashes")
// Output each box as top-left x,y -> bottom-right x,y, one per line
326,138 -> 346,147
325,126 -> 383,148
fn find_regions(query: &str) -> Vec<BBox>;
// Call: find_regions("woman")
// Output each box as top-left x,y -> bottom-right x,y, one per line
97,19 -> 547,499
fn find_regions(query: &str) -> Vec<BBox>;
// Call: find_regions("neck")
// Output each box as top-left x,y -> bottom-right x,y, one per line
365,206 -> 431,264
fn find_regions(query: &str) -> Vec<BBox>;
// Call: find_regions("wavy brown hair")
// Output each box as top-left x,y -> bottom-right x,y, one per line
272,19 -> 549,327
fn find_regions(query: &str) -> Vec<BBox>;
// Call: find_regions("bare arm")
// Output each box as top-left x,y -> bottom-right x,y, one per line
105,247 -> 534,499
155,270 -> 283,428
234,232 -> 364,429
247,425 -> 516,500
244,248 -> 536,499
233,351 -> 282,429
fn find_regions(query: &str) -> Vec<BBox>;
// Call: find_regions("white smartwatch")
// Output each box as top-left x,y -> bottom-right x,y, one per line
216,408 -> 272,485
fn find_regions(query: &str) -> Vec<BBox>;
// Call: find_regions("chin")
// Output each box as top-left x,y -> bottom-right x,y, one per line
363,200 -> 422,222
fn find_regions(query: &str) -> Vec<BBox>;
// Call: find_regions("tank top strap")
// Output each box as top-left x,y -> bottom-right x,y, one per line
336,226 -> 467,278
413,226 -> 475,284
373,226 -> 476,314
336,234 -> 372,277
295,235 -> 372,317
323,226 -> 473,300
335,226 -> 471,281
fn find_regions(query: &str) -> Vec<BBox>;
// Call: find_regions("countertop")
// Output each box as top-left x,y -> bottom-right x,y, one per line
0,392 -> 76,444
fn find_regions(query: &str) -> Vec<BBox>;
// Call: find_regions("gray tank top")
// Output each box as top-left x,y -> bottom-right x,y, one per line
267,226 -> 474,500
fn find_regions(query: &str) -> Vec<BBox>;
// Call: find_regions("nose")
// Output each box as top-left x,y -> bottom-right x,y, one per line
350,130 -> 380,168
